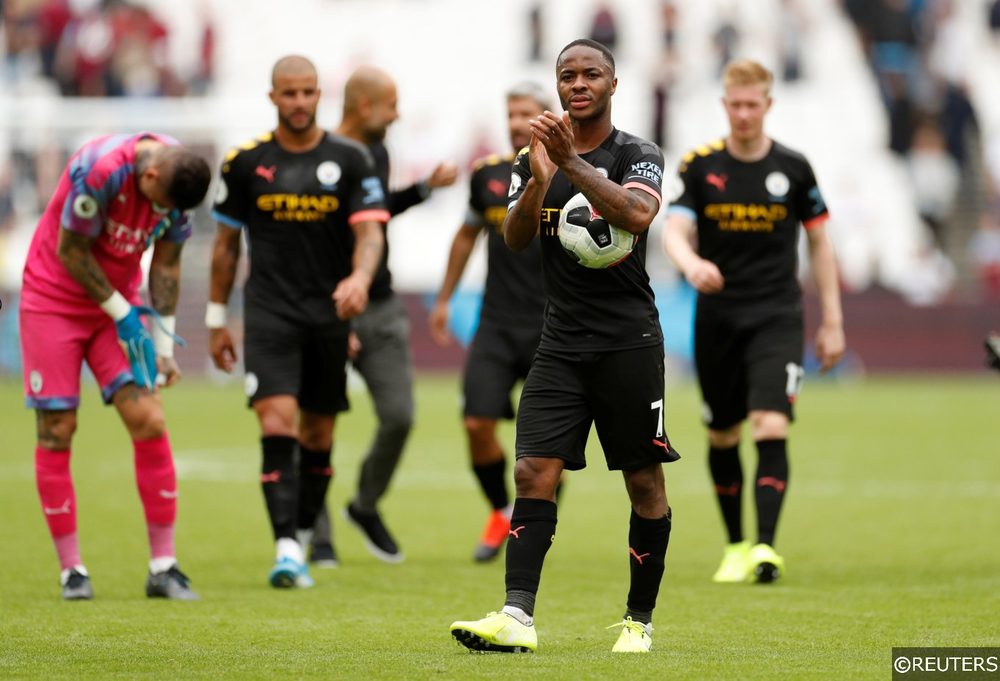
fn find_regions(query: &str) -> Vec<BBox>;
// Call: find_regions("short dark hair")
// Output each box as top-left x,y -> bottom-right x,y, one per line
557,38 -> 615,75
162,148 -> 211,210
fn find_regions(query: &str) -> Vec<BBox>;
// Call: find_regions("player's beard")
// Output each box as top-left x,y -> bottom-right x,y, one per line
281,111 -> 316,134
365,124 -> 389,143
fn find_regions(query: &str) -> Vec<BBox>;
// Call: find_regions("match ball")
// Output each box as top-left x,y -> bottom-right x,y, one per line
557,192 -> 636,268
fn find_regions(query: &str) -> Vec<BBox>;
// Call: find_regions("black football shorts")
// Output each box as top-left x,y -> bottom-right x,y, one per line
462,319 -> 542,420
515,345 -> 681,471
243,307 -> 349,415
694,304 -> 804,430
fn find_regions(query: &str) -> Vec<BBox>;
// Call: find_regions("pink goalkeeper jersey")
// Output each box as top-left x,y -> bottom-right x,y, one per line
21,133 -> 193,315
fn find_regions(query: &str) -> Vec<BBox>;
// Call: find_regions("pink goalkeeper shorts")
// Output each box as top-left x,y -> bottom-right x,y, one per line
19,307 -> 132,409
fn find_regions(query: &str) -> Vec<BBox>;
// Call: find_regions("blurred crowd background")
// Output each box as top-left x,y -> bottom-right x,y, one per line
2,0 -> 998,375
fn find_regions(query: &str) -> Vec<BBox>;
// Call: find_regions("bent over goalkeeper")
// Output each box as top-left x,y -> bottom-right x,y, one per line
19,132 -> 210,601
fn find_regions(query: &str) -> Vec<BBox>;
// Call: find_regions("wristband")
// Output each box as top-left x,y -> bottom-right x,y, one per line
99,290 -> 131,322
152,315 -> 176,358
205,302 -> 228,329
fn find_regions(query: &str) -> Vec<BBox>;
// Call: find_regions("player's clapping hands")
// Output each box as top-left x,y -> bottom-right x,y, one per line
528,111 -> 575,167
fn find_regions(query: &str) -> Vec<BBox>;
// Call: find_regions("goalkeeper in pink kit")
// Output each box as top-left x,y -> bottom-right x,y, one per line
19,133 -> 210,600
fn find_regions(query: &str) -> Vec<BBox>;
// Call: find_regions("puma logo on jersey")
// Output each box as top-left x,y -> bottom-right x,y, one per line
255,165 -> 277,183
487,178 -> 507,197
706,173 -> 728,191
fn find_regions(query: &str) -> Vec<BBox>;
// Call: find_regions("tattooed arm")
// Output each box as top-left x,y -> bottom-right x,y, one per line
56,229 -> 115,303
332,219 -> 384,320
149,238 -> 184,386
149,239 -> 182,315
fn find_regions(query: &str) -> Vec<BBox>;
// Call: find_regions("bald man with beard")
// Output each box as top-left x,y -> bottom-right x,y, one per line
305,66 -> 457,566
208,55 -> 386,588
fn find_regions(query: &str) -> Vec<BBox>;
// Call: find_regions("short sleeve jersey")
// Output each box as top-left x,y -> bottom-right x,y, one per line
508,128 -> 665,352
21,133 -> 192,314
668,139 -> 829,308
466,153 -> 545,328
212,131 -> 389,327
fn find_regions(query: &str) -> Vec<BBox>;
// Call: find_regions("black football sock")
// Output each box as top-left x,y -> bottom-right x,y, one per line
261,436 -> 298,540
297,445 -> 333,532
472,458 -> 509,510
625,508 -> 672,625
504,498 -> 557,617
755,439 -> 789,547
709,444 -> 743,544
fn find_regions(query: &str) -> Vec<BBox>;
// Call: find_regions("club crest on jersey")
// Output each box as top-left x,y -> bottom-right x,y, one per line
766,171 -> 790,198
316,161 -> 342,188
665,175 -> 685,203
245,372 -> 259,398
508,173 -> 522,197
596,167 -> 609,178
214,179 -> 228,205
73,194 -> 99,219
29,370 -> 43,393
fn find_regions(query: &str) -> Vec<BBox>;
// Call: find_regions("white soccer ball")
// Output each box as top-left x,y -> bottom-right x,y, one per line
557,192 -> 636,268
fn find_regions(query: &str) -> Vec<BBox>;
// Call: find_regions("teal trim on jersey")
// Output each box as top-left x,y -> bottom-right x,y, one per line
211,210 -> 245,230
666,205 -> 697,221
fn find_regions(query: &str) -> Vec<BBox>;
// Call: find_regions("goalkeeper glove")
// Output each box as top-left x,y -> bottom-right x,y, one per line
114,306 -> 157,389
101,292 -> 185,390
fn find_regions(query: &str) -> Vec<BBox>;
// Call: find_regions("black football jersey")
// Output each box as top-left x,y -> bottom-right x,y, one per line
212,131 -> 389,326
669,138 -> 829,308
508,128 -> 665,352
467,153 -> 545,327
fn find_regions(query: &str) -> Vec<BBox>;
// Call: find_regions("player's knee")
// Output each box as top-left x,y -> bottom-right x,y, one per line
623,466 -> 664,505
298,415 -> 335,451
126,407 -> 167,440
378,406 -> 413,437
513,457 -> 560,499
36,411 -> 77,450
254,407 -> 296,437
464,417 -> 496,446
749,411 -> 788,440
708,425 -> 741,449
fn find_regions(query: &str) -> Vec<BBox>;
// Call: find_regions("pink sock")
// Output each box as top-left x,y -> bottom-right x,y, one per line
35,446 -> 81,570
134,433 -> 177,559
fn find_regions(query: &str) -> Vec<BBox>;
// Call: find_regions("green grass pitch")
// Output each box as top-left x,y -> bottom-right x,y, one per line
1,374 -> 998,679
